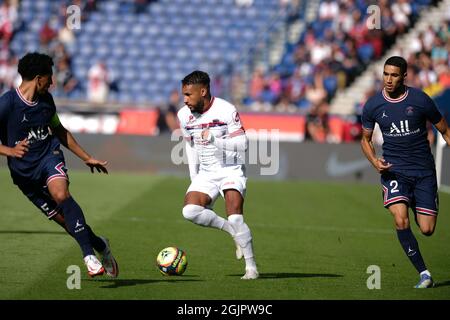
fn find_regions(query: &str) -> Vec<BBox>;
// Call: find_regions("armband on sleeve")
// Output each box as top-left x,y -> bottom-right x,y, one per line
49,113 -> 61,128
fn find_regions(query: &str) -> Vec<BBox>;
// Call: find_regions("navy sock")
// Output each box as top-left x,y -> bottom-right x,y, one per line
85,225 -> 106,253
396,228 -> 427,273
60,196 -> 95,257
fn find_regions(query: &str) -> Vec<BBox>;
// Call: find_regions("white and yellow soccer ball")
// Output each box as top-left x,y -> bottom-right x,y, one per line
156,247 -> 188,276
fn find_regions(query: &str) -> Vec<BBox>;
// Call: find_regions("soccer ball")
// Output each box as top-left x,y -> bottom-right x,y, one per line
156,247 -> 188,276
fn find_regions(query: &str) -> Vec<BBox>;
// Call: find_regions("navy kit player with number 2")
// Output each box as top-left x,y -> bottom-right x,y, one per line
0,52 -> 118,278
361,56 -> 450,288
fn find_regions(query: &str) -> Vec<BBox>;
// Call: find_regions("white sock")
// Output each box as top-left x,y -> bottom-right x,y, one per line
228,214 -> 257,270
182,204 -> 235,236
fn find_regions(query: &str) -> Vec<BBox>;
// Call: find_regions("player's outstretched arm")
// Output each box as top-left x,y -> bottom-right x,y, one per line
434,117 -> 450,146
201,128 -> 248,152
0,138 -> 29,158
53,123 -> 108,174
361,128 -> 392,173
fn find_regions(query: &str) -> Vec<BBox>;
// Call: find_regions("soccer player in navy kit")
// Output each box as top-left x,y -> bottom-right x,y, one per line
0,52 -> 118,278
361,56 -> 450,288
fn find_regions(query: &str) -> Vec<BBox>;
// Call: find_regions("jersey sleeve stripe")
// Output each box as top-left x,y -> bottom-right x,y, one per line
229,128 -> 245,137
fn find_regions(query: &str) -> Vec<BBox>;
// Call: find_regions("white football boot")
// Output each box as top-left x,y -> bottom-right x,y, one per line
99,236 -> 119,278
241,268 -> 259,280
83,255 -> 105,277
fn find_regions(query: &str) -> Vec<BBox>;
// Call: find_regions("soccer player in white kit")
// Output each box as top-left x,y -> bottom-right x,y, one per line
177,71 -> 259,279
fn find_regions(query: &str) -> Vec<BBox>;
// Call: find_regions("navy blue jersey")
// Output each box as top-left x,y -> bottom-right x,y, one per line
362,86 -> 442,173
0,88 -> 61,181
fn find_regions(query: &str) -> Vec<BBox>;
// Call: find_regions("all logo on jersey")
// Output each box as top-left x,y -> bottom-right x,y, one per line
385,120 -> 420,137
390,120 -> 409,134
381,111 -> 388,118
27,126 -> 49,143
21,114 -> 29,123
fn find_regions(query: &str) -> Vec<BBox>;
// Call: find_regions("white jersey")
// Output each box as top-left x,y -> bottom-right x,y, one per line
178,97 -> 246,173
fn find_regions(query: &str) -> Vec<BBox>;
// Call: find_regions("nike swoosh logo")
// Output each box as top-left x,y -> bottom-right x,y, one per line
326,153 -> 371,177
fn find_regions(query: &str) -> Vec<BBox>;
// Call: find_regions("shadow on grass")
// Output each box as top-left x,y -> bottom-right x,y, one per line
0,230 -> 66,235
434,280 -> 450,288
227,272 -> 343,279
91,275 -> 202,288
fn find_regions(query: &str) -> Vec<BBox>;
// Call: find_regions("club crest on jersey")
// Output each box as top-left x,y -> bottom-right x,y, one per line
233,111 -> 241,124
188,115 -> 195,123
405,106 -> 414,116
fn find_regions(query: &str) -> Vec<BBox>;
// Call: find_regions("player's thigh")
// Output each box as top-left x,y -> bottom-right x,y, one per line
43,157 -> 70,203
17,183 -> 60,219
220,173 -> 246,215
185,174 -> 219,207
413,174 -> 438,234
184,191 -> 213,207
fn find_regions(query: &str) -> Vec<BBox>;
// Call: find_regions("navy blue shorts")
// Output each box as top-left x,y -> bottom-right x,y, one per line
15,155 -> 69,219
380,170 -> 438,216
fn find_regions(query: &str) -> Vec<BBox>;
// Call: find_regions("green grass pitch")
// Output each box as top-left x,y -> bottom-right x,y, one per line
0,168 -> 449,300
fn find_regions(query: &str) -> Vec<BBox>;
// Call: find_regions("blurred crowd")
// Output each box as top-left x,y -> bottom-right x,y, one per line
0,0 -> 448,142
0,0 -> 153,102
229,0 -> 445,142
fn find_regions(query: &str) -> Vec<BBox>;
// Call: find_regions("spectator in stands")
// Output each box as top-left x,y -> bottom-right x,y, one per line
306,100 -> 329,143
55,58 -> 79,98
391,0 -> 412,34
274,94 -> 297,113
249,95 -> 272,113
318,0 -> 339,22
230,73 -> 246,108
285,68 -> 307,107
305,74 -> 327,107
163,89 -> 181,133
0,0 -> 18,47
39,17 -> 59,54
87,62 -> 111,103
58,24 -> 75,49
438,65 -> 450,88
248,68 -> 265,102
0,54 -> 19,94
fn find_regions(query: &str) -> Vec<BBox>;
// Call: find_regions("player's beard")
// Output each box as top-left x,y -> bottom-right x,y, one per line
191,100 -> 205,114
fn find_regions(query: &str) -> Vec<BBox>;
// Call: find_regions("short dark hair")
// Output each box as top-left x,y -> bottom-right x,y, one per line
18,52 -> 54,81
181,70 -> 210,90
384,56 -> 407,74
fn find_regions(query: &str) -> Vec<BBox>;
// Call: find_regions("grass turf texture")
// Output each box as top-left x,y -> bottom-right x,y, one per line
0,168 -> 449,300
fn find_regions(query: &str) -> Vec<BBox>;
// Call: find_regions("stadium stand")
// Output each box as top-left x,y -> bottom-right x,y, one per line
1,0 -> 448,142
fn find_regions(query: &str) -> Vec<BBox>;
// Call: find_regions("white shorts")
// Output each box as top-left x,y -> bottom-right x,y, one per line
187,167 -> 247,202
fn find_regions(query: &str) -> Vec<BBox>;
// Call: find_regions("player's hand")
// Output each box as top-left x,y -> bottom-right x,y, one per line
10,138 -> 29,158
201,128 -> 214,143
84,158 -> 108,174
374,157 -> 392,173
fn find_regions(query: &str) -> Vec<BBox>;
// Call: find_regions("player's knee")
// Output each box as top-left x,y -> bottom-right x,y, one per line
420,225 -> 435,236
52,190 -> 70,204
182,204 -> 203,222
394,217 -> 409,230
